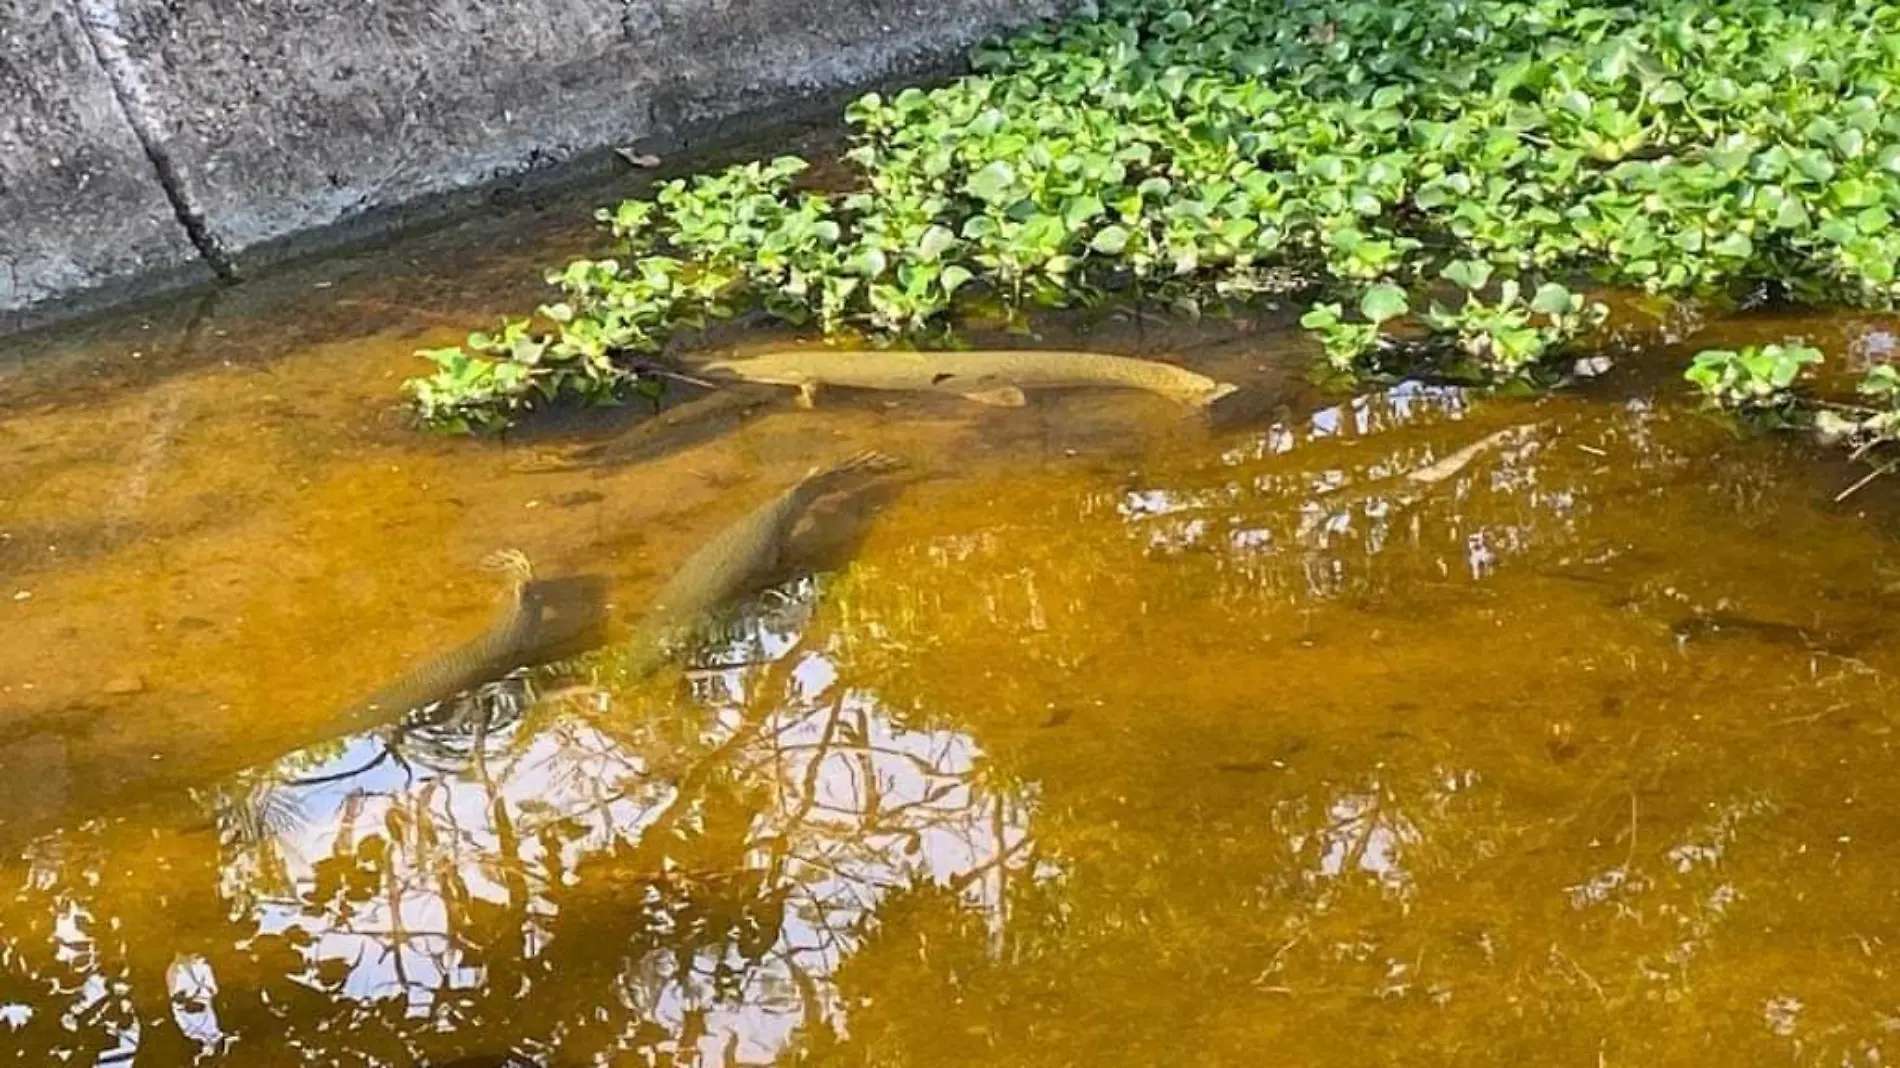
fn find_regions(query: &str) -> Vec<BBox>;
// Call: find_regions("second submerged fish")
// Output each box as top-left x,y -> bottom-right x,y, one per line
610,449 -> 904,680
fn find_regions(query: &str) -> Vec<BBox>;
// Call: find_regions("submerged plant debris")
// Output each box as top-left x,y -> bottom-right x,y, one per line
410,0 -> 1900,431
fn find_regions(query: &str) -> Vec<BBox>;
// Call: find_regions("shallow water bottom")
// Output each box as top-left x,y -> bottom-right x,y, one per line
7,212 -> 1900,1066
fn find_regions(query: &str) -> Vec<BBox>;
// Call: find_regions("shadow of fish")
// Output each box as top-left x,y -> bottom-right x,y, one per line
509,385 -> 777,474
1670,611 -> 1877,657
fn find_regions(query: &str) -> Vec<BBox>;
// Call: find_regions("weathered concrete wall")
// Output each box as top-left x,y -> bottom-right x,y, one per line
0,0 -> 205,316
0,0 -> 1056,331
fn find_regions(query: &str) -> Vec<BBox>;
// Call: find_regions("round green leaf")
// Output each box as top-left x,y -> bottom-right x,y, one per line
966,161 -> 1018,204
1359,284 -> 1410,325
1090,225 -> 1133,255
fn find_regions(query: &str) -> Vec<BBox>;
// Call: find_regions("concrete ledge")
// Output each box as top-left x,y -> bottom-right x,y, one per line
0,0 -> 1057,333
0,0 -> 205,316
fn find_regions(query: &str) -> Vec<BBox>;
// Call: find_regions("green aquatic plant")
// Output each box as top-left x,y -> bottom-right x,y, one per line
1684,343 -> 1823,412
1298,298 -> 1388,373
1425,279 -> 1606,378
409,0 -> 1900,430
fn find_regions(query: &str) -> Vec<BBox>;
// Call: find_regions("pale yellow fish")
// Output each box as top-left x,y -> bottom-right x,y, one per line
697,348 -> 1239,409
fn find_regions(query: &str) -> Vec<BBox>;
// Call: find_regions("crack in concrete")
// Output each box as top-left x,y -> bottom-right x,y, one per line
68,0 -> 239,283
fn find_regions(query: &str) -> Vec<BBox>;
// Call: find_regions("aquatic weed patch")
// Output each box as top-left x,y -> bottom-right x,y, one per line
409,0 -> 1900,430
1686,348 -> 1900,492
1684,342 -> 1825,415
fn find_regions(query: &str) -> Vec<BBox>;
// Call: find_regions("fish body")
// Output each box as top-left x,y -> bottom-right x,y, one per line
343,551 -> 543,729
617,450 -> 900,678
698,348 -> 1237,408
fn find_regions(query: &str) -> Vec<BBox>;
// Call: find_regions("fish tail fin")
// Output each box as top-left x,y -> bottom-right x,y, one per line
479,549 -> 535,586
823,449 -> 905,478
796,449 -> 904,492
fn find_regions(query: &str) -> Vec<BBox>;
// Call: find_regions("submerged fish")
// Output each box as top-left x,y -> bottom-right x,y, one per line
697,348 -> 1239,409
340,551 -> 592,731
613,450 -> 903,679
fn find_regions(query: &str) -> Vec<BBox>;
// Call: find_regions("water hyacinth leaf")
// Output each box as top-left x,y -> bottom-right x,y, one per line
1299,303 -> 1343,330
1791,150 -> 1837,184
1359,284 -> 1410,325
1414,182 -> 1455,211
1711,233 -> 1753,260
1774,198 -> 1812,231
917,225 -> 958,261
847,247 -> 889,278
941,265 -> 974,297
1863,364 -> 1900,398
1442,260 -> 1493,291
1065,194 -> 1107,228
1530,283 -> 1578,316
1090,225 -> 1133,255
967,161 -> 1018,204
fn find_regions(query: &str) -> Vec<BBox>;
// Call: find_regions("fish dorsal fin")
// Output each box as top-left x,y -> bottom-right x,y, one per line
961,385 -> 1028,407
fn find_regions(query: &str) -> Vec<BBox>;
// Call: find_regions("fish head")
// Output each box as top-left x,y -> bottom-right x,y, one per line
695,350 -> 819,386
1186,381 -> 1242,408
693,354 -> 749,376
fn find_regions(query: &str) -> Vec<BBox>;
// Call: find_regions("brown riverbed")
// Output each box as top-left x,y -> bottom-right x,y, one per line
5,188 -> 1900,1066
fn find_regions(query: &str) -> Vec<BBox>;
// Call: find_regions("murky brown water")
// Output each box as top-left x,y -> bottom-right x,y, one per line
7,187 -> 1900,1067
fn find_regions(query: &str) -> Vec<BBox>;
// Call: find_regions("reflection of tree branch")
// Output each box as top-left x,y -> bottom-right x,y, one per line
855,704 -> 883,828
784,951 -> 827,1037
758,740 -> 963,779
943,834 -> 1034,899
601,631 -> 818,855
278,745 -> 394,789
768,696 -> 847,888
990,793 -> 1010,957
146,596 -> 1027,1063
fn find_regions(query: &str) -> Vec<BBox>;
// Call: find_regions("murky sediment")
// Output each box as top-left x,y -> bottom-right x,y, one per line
6,204 -> 1900,1066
